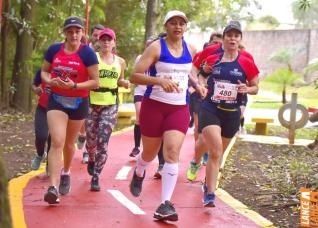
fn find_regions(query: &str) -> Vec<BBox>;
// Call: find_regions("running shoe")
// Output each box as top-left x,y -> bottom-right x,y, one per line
201,152 -> 209,166
77,135 -> 86,150
153,200 -> 178,221
153,164 -> 164,179
129,169 -> 145,197
186,160 -> 201,181
129,147 -> 140,157
90,175 -> 100,191
202,183 -> 215,207
87,161 -> 95,176
31,155 -> 43,170
59,173 -> 71,195
44,186 -> 60,204
82,151 -> 89,164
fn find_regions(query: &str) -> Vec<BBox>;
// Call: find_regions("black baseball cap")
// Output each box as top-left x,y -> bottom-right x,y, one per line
223,20 -> 242,35
63,16 -> 84,30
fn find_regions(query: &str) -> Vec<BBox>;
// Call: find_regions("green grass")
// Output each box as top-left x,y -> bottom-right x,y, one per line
251,80 -> 318,109
245,123 -> 318,140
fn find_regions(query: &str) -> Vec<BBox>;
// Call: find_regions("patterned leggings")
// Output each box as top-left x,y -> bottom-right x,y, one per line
85,104 -> 118,176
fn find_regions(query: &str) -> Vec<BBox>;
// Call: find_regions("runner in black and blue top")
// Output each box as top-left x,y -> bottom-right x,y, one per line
197,21 -> 259,207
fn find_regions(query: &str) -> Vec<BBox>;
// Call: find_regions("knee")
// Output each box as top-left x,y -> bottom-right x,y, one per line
64,142 -> 75,152
209,149 -> 222,161
50,138 -> 64,150
164,147 -> 179,163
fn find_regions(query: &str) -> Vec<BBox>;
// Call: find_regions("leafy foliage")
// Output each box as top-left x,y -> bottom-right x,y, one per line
265,68 -> 301,86
292,0 -> 318,28
1,0 -> 262,110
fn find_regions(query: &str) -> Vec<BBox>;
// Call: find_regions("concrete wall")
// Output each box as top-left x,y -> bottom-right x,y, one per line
243,29 -> 318,78
186,29 -> 318,79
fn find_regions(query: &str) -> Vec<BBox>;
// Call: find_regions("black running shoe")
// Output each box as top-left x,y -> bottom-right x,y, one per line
90,175 -> 100,191
153,201 -> 178,221
129,169 -> 145,197
87,161 -> 95,176
44,186 -> 60,204
129,147 -> 140,157
59,174 -> 71,195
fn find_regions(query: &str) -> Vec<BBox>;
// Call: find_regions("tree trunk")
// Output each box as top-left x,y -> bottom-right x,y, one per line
0,156 -> 12,228
0,0 -> 10,108
144,0 -> 159,42
11,0 -> 36,112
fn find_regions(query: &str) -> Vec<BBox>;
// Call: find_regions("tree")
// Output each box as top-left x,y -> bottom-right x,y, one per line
11,0 -> 36,112
270,47 -> 304,103
0,0 -> 10,108
144,0 -> 160,41
292,0 -> 318,28
246,15 -> 279,30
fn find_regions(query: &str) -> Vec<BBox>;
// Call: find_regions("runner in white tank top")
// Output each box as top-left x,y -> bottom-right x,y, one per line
128,10 -> 196,222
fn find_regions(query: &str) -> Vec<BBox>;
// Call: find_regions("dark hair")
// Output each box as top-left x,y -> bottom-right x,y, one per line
158,32 -> 167,38
90,24 -> 105,34
209,32 -> 222,42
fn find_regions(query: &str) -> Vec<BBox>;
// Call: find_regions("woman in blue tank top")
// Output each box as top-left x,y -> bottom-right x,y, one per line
128,10 -> 196,222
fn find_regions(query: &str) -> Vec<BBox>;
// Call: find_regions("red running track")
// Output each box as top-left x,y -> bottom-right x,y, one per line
22,130 -> 261,228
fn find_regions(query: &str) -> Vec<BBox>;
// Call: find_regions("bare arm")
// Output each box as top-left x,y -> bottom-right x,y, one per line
237,77 -> 259,95
130,41 -> 179,93
246,77 -> 259,95
117,57 -> 130,89
41,60 -> 99,90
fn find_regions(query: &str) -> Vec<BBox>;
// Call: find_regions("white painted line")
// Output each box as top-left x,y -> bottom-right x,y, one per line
107,189 -> 146,215
115,166 -> 132,180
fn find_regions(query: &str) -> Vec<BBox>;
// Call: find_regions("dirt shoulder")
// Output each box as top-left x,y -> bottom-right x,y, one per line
0,111 -> 35,180
220,140 -> 318,227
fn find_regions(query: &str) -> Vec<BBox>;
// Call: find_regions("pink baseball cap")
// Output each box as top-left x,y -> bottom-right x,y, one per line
99,28 -> 116,40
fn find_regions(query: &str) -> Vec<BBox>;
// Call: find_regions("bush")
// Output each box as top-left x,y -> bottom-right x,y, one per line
264,68 -> 301,86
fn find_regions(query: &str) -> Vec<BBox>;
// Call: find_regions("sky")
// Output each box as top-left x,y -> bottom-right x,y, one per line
253,0 -> 295,28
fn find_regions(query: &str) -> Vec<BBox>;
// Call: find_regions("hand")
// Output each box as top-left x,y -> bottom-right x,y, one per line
237,80 -> 248,94
195,84 -> 208,99
52,77 -> 74,89
33,86 -> 43,96
158,77 -> 180,93
122,80 -> 130,89
202,62 -> 212,74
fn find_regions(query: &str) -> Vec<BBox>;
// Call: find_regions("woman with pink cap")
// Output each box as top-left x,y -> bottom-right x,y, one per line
85,28 -> 130,191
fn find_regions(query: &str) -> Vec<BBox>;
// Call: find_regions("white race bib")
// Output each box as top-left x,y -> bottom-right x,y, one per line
156,71 -> 187,93
212,81 -> 238,101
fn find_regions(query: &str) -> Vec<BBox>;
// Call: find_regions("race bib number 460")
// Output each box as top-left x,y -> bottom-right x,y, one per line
212,81 -> 238,101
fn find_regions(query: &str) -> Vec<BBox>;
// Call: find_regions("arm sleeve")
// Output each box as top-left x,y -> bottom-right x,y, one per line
79,46 -> 99,67
33,70 -> 42,86
240,56 -> 259,81
193,49 -> 208,68
44,43 -> 62,63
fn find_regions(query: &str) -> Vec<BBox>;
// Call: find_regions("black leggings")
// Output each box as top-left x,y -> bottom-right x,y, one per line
34,105 -> 51,157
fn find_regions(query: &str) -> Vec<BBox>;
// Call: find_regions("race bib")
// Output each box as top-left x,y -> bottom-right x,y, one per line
212,81 -> 238,101
156,71 -> 187,93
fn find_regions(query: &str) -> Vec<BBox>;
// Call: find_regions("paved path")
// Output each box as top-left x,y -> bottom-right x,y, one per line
9,129 -> 274,228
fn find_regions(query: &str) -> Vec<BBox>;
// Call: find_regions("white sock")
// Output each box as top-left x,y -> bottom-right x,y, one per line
61,168 -> 70,175
161,163 -> 179,203
135,154 -> 151,177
